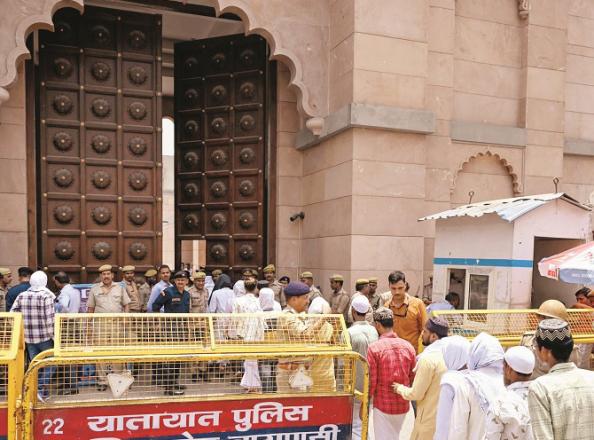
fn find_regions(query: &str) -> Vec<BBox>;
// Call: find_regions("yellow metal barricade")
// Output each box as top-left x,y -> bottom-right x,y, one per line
432,309 -> 594,346
0,313 -> 25,440
24,313 -> 369,440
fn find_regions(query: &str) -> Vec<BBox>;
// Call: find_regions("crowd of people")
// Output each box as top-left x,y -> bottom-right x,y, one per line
2,264 -> 594,439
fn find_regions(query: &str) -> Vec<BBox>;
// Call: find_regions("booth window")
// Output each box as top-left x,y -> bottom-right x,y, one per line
468,274 -> 489,309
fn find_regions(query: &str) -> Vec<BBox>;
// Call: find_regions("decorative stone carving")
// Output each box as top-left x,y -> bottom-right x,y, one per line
128,137 -> 147,156
211,53 -> 226,69
91,61 -> 111,81
53,57 -> 73,78
128,30 -> 147,50
184,88 -> 199,106
238,244 -> 255,261
184,213 -> 200,230
211,117 -> 227,135
239,49 -> 256,68
53,205 -> 74,224
210,213 -> 227,230
53,94 -> 73,115
128,66 -> 148,85
91,170 -> 111,189
211,85 -> 227,103
210,149 -> 228,166
128,207 -> 148,226
54,168 -> 74,188
91,134 -> 111,154
183,182 -> 199,200
209,243 -> 227,261
238,211 -> 255,229
91,206 -> 112,225
91,98 -> 111,118
128,102 -> 147,120
518,0 -> 530,19
90,24 -> 111,47
239,82 -> 256,100
183,151 -> 200,169
53,132 -> 73,152
92,241 -> 112,260
128,171 -> 148,191
239,114 -> 255,132
129,242 -> 148,260
239,147 -> 255,164
184,56 -> 198,73
54,240 -> 75,261
238,180 -> 255,196
210,181 -> 227,198
184,120 -> 199,137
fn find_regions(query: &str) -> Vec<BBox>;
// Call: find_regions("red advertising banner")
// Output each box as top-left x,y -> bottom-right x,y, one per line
34,396 -> 353,439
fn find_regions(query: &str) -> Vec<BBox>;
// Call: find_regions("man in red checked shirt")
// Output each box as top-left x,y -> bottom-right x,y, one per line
367,307 -> 416,439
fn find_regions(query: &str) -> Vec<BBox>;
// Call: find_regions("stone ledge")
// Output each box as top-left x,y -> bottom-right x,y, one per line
451,121 -> 526,147
295,103 -> 435,150
565,138 -> 594,156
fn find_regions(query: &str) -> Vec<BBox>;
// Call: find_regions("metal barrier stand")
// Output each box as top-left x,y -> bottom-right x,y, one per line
22,313 -> 370,440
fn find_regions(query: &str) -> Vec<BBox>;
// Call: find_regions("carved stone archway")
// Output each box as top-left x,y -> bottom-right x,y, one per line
0,0 -> 328,118
451,151 -> 522,196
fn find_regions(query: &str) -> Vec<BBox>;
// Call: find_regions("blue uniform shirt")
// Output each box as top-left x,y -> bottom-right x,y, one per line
152,285 -> 190,313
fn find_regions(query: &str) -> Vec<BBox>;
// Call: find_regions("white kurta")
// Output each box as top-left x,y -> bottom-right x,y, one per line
232,294 -> 264,389
485,380 -> 533,440
448,366 -> 505,440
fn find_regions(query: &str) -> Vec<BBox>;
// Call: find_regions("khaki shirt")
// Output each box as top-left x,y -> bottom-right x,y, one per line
88,282 -> 131,313
309,286 -> 322,302
138,282 -> 150,311
330,288 -> 351,322
124,280 -> 142,312
0,286 -> 7,312
270,280 -> 285,307
369,292 -> 383,311
188,285 -> 208,313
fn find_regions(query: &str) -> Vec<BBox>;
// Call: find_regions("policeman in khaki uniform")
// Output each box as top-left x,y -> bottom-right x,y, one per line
276,282 -> 334,393
263,264 -> 285,307
122,266 -> 144,312
300,271 -> 322,303
0,268 -> 12,312
188,271 -> 209,381
138,268 -> 157,311
87,264 -> 131,391
329,274 -> 350,323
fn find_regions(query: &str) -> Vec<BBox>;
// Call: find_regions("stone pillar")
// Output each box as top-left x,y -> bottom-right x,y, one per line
521,1 -> 568,195
0,66 -> 28,272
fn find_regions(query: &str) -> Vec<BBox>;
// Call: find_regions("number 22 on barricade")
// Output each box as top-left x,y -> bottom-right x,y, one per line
42,418 -> 64,435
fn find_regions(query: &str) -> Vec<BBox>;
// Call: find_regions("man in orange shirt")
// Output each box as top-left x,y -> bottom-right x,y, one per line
384,271 -> 428,353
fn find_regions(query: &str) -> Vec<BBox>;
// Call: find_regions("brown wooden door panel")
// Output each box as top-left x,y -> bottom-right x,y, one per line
38,6 -> 162,281
175,35 -> 267,277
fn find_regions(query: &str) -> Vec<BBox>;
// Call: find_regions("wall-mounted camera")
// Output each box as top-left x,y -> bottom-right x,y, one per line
290,211 -> 305,222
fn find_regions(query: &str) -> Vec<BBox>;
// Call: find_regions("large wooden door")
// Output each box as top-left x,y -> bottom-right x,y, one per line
174,35 -> 268,279
38,6 -> 162,282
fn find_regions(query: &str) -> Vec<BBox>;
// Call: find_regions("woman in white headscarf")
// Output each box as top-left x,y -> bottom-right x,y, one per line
259,288 -> 281,312
233,280 -> 246,297
448,332 -> 505,440
434,335 -> 470,439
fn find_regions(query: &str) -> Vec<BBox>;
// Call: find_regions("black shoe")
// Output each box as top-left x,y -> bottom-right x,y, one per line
164,387 -> 184,396
97,384 -> 108,392
174,384 -> 186,391
58,388 -> 79,395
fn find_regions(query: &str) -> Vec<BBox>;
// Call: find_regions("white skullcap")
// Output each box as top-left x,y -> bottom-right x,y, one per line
351,295 -> 371,314
504,346 -> 535,375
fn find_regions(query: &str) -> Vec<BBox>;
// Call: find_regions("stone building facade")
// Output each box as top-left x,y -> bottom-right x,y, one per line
0,0 -> 593,294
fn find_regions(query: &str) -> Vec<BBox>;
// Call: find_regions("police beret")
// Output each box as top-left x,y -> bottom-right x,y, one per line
212,269 -> 223,276
355,278 -> 369,285
121,265 -> 135,272
242,268 -> 256,276
284,281 -> 310,297
144,269 -> 158,277
300,271 -> 314,279
263,264 -> 276,273
98,264 -> 114,273
0,268 -> 11,276
368,277 -> 378,283
172,271 -> 189,279
330,274 -> 344,282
